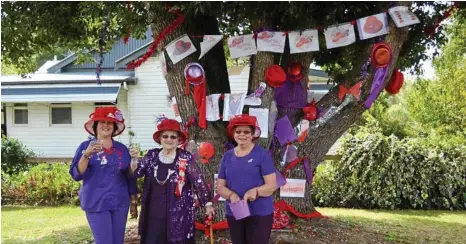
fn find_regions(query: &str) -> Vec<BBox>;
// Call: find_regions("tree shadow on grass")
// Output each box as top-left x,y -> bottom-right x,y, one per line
2,225 -> 93,244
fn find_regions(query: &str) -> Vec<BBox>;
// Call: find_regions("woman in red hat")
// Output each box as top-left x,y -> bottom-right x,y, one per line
69,106 -> 138,244
130,118 -> 214,244
216,114 -> 277,244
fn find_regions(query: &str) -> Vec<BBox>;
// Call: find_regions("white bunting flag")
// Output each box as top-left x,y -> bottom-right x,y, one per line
324,22 -> 356,49
228,34 -> 257,59
256,31 -> 287,53
389,6 -> 420,28
199,35 -> 223,59
357,13 -> 390,40
288,29 -> 319,54
165,34 -> 197,64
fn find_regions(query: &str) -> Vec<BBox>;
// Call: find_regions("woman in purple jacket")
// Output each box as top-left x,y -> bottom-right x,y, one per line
130,118 -> 214,244
69,106 -> 138,244
216,114 -> 277,244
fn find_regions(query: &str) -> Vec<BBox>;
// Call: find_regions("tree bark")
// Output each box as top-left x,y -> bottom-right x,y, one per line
146,1 -> 411,221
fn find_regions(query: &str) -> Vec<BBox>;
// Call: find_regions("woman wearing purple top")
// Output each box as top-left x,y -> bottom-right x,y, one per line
130,118 -> 215,244
217,114 -> 277,244
69,106 -> 138,244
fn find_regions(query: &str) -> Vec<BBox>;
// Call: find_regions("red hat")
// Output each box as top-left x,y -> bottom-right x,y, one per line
198,142 -> 215,164
153,119 -> 187,144
84,107 -> 125,137
265,65 -> 286,88
385,68 -> 404,94
287,62 -> 304,82
371,42 -> 392,68
226,114 -> 261,141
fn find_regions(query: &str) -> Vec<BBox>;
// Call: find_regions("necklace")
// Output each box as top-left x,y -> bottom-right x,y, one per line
153,165 -> 175,185
158,150 -> 176,164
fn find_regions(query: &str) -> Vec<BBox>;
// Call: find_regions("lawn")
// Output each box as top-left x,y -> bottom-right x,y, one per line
1,205 -> 465,244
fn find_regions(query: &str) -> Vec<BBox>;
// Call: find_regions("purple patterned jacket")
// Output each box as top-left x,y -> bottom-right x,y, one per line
134,148 -> 211,242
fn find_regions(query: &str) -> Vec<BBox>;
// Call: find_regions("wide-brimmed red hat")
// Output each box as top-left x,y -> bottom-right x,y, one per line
84,107 -> 125,137
385,68 -> 404,94
226,114 -> 261,141
153,118 -> 187,144
371,42 -> 392,68
287,62 -> 304,82
265,65 -> 286,88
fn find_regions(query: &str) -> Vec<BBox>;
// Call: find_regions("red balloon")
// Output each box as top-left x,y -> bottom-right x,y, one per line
199,142 -> 215,164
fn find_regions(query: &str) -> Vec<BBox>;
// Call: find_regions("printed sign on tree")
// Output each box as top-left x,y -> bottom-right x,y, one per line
166,34 -> 197,64
279,179 -> 306,198
256,31 -> 287,53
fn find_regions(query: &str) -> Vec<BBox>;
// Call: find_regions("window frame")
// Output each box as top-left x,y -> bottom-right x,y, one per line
49,103 -> 73,126
13,103 -> 28,126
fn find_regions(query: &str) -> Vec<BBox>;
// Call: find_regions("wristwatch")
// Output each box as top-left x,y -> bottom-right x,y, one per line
81,150 -> 92,159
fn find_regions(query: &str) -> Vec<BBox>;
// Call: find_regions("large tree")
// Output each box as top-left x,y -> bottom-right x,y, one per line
2,1 -> 464,221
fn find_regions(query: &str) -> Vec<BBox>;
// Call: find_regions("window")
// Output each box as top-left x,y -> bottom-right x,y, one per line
50,104 -> 72,124
13,103 -> 28,125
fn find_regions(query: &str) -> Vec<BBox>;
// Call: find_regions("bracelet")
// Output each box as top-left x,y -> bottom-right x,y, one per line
255,188 -> 259,198
131,200 -> 137,204
81,150 -> 92,160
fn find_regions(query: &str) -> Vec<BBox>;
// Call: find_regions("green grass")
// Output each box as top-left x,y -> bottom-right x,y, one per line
316,208 -> 466,243
2,205 -> 465,243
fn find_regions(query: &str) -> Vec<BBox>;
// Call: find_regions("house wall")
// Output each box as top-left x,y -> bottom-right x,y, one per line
3,90 -> 129,158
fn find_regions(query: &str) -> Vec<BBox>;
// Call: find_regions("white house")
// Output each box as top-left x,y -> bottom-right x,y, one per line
1,33 -> 332,161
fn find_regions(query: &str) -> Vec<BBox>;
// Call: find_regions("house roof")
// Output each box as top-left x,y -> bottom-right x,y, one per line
1,71 -> 135,85
1,83 -> 121,103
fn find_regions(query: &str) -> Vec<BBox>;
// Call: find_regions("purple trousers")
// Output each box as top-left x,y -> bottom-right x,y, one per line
226,214 -> 274,244
85,206 -> 129,244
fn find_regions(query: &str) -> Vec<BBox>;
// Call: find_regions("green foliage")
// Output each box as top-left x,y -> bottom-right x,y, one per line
1,163 -> 82,206
1,1 -> 458,77
313,129 -> 466,210
1,136 -> 35,175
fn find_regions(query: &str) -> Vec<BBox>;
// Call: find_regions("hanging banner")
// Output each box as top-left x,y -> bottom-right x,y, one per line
389,6 -> 420,28
206,94 -> 221,121
228,34 -> 257,59
324,22 -> 356,49
166,34 -> 197,64
357,13 -> 390,40
199,35 -> 223,60
249,108 -> 269,138
223,92 -> 247,121
280,179 -> 306,198
256,31 -> 287,53
288,29 -> 319,54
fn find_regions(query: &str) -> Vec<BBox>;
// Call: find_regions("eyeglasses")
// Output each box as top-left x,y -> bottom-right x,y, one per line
162,135 -> 178,140
235,130 -> 252,135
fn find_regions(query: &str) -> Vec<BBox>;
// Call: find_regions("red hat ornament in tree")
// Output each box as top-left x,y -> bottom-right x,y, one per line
385,68 -> 404,95
302,99 -> 318,121
198,142 -> 215,164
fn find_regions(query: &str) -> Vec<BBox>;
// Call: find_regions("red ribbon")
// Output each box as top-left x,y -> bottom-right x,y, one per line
126,6 -> 185,69
338,82 -> 361,101
274,200 -> 325,219
195,220 -> 229,235
123,1 -> 132,44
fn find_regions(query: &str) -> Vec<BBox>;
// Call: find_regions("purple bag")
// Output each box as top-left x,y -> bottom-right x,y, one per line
274,116 -> 297,146
229,200 -> 251,220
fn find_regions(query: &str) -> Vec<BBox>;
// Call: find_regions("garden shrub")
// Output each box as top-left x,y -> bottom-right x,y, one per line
1,135 -> 35,175
1,163 -> 81,206
312,127 -> 466,210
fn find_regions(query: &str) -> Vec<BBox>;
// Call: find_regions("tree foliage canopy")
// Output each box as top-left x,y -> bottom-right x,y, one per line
1,1 -> 464,77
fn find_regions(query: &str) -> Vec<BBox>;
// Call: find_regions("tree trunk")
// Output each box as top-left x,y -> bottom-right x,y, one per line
146,1 -> 411,222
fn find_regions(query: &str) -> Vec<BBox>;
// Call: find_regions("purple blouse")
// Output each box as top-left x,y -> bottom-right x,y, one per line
218,144 -> 276,216
69,139 -> 138,212
134,148 -> 211,242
